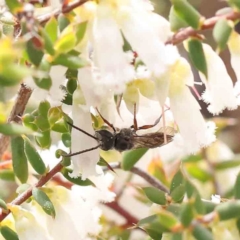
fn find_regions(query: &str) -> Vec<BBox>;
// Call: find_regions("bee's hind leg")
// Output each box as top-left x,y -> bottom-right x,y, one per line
96,108 -> 116,133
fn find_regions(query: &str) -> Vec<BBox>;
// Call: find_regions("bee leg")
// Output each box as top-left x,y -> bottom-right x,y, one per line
62,145 -> 100,157
137,106 -> 170,131
96,108 -> 116,132
133,103 -> 138,131
66,121 -> 98,141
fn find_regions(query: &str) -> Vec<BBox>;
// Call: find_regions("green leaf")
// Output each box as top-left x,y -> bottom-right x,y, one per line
180,202 -> 194,227
61,133 -> 71,148
235,172 -> 240,199
158,210 -> 178,230
145,228 -> 162,240
213,19 -> 233,52
172,233 -> 183,240
122,148 -> 148,170
0,170 -> 15,181
53,54 -> 88,69
214,159 -> 240,170
0,123 -> 34,135
188,39 -> 208,78
5,0 -> 22,13
137,214 -> 158,226
66,78 -> 77,94
169,6 -> 188,32
228,0 -> 240,11
170,169 -> 185,193
54,32 -> 76,54
42,30 -> 55,55
0,199 -> 7,211
185,180 -> 205,214
48,107 -> 62,126
33,77 -> 52,90
61,168 -> 93,186
35,115 -> 50,131
76,21 -> 88,44
32,187 -> 56,218
216,201 -> 240,221
0,65 -> 30,86
11,136 -> 28,183
45,17 -> 58,43
38,101 -> 51,116
143,187 -> 167,205
170,184 -> 185,203
35,130 -> 51,149
23,136 -> 46,175
26,39 -> 44,66
58,14 -> 70,32
187,165 -> 211,182
171,0 -> 202,29
51,120 -> 68,133
192,224 -> 213,240
1,226 -> 19,240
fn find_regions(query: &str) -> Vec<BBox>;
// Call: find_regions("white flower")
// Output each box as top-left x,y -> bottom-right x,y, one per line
70,89 -> 100,179
91,5 -> 135,93
8,205 -> 53,240
167,57 -> 216,153
198,44 -> 238,114
228,31 -> 240,104
24,66 -> 67,106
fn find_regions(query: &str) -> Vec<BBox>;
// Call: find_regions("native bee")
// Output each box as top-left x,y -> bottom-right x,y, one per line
64,106 -> 175,157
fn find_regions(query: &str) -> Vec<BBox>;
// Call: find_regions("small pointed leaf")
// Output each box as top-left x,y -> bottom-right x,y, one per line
23,136 -> 46,175
32,187 -> 56,218
11,136 -> 28,183
122,148 -> 148,170
143,187 -> 167,205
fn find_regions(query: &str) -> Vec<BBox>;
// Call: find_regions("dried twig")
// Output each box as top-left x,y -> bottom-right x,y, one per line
0,84 -> 32,159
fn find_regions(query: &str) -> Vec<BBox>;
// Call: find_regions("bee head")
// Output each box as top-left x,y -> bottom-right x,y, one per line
95,130 -> 115,151
114,128 -> 134,152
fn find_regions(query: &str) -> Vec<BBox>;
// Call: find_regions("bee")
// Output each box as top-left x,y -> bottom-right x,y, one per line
64,107 -> 175,157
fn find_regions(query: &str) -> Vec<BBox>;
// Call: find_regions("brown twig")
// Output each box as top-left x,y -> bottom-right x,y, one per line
105,162 -> 169,194
37,0 -> 89,24
166,11 -> 240,45
0,84 -> 32,159
0,161 -> 63,221
105,201 -> 139,228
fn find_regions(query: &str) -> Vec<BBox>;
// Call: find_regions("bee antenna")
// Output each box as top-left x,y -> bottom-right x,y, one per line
66,121 -> 98,141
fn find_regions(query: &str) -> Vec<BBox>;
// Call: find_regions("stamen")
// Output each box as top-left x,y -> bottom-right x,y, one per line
191,86 -> 202,100
162,106 -> 167,144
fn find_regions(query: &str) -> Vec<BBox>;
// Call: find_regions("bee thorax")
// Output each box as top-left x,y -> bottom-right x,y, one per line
95,130 -> 115,151
114,128 -> 134,152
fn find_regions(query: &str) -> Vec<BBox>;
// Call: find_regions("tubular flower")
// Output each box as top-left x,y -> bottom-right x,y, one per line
198,44 -> 238,114
228,31 -> 240,104
168,57 -> 216,153
70,89 -> 100,179
76,0 -> 178,93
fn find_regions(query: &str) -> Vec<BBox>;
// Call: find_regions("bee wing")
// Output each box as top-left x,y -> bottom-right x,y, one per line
132,128 -> 174,150
158,126 -> 176,136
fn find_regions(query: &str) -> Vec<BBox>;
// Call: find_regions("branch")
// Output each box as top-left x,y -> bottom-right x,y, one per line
0,161 -> 63,221
166,11 -> 240,45
105,201 -> 139,228
37,0 -> 89,24
0,84 -> 32,159
106,162 -> 169,194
